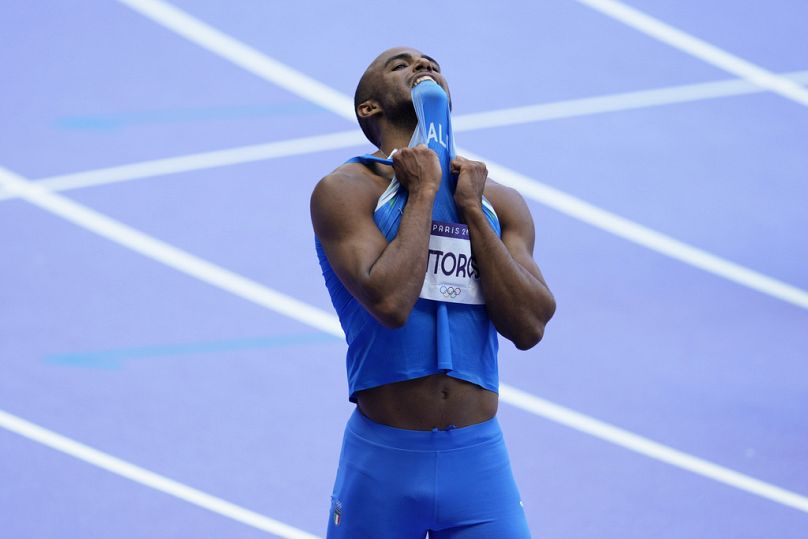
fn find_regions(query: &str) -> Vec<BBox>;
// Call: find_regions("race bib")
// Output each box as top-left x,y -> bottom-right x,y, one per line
419,220 -> 485,304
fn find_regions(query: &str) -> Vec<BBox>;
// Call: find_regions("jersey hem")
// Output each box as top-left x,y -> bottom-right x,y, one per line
349,369 -> 499,402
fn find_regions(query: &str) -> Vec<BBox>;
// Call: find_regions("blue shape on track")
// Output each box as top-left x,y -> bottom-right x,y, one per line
56,103 -> 327,131
44,332 -> 338,369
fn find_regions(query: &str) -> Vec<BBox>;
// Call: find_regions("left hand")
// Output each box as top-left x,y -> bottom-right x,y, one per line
451,156 -> 488,216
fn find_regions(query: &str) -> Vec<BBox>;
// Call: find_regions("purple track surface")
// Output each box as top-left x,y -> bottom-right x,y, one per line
2,1 -> 807,537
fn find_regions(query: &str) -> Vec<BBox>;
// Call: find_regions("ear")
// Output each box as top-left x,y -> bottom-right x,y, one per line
357,100 -> 382,120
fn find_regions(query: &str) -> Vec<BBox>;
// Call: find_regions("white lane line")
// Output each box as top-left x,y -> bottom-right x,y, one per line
0,409 -> 320,539
453,70 -> 808,131
0,130 -> 367,201
1,69 -> 806,202
499,386 -> 808,514
118,0 -> 353,117
3,165 -> 808,514
0,167 -> 343,337
576,0 -> 808,108
115,0 -> 808,311
461,149 -> 808,310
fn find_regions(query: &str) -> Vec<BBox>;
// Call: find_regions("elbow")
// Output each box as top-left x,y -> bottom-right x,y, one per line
370,297 -> 412,329
376,311 -> 408,329
512,300 -> 555,350
513,324 -> 544,351
360,280 -> 414,328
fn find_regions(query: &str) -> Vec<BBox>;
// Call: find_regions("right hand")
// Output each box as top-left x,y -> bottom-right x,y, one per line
391,144 -> 442,196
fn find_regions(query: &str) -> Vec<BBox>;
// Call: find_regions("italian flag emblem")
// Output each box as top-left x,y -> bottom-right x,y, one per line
333,499 -> 342,526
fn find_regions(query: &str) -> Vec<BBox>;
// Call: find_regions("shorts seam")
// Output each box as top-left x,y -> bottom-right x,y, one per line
346,425 -> 503,453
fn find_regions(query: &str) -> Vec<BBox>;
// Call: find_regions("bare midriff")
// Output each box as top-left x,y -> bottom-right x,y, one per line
355,373 -> 498,430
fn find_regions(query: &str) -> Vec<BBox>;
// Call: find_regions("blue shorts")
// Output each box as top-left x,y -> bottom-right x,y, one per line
327,409 -> 532,538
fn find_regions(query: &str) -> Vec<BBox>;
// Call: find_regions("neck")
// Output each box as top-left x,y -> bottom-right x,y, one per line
376,117 -> 418,157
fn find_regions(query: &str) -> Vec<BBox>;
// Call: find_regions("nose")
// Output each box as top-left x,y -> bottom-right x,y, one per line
413,56 -> 434,72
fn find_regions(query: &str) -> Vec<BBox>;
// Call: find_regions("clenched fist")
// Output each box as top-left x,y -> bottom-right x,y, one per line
392,144 -> 442,197
451,156 -> 487,215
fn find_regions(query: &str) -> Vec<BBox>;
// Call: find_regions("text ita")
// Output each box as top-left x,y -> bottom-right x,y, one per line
427,122 -> 449,149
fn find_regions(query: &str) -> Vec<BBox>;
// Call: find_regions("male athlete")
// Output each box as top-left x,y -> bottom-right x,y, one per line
311,47 -> 556,538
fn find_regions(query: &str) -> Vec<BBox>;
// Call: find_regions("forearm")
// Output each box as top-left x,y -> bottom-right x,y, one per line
464,207 -> 555,348
364,189 -> 436,324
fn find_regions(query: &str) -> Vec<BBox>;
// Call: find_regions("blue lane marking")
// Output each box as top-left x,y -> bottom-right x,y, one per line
55,102 -> 326,130
43,332 -> 339,369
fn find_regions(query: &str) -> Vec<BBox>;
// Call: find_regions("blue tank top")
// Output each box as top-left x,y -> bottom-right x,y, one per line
315,80 -> 501,402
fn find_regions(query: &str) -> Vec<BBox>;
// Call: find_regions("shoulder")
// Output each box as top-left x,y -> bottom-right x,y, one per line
482,178 -> 536,252
313,162 -> 378,195
311,163 -> 387,212
310,162 -> 391,238
483,179 -> 532,225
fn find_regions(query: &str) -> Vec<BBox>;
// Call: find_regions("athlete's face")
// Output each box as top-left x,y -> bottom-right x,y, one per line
372,47 -> 452,111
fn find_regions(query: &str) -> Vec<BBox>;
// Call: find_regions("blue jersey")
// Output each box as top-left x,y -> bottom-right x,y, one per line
315,80 -> 501,402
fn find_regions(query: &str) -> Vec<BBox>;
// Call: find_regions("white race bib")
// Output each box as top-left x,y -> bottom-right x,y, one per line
419,220 -> 485,304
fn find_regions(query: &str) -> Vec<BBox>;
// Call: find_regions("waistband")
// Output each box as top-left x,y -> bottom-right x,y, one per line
347,408 -> 502,452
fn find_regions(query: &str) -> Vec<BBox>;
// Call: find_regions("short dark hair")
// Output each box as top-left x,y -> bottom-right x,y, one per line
354,66 -> 380,148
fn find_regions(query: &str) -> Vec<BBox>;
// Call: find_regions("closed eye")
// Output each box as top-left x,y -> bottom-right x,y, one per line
392,63 -> 407,71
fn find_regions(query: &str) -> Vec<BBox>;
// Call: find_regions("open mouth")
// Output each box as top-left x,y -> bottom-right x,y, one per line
412,75 -> 436,88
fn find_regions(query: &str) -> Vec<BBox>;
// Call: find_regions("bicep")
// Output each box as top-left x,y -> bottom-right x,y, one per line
311,175 -> 389,302
494,186 -> 548,285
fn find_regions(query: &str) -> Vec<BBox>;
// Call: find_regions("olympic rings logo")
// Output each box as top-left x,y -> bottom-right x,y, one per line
439,285 -> 461,299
